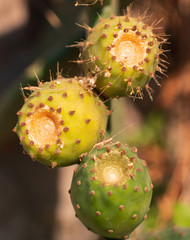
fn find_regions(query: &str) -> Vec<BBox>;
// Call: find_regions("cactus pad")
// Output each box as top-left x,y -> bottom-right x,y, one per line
81,15 -> 165,99
15,77 -> 108,167
70,142 -> 153,239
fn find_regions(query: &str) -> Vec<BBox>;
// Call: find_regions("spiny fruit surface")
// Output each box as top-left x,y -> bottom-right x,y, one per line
15,77 -> 108,167
81,15 -> 164,99
70,141 -> 153,239
147,226 -> 190,240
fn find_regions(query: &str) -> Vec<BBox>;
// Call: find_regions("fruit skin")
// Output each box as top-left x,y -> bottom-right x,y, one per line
15,77 -> 108,167
81,15 -> 161,98
147,226 -> 190,240
70,142 -> 153,239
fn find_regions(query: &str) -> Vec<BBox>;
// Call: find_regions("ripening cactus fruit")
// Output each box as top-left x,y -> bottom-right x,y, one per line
15,77 -> 108,167
147,226 -> 190,240
80,14 -> 167,99
70,141 -> 153,239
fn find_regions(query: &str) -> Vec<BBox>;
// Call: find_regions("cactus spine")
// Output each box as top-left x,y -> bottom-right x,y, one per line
15,77 -> 108,167
70,141 -> 153,239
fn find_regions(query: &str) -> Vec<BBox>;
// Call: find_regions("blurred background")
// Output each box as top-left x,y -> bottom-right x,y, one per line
0,0 -> 190,239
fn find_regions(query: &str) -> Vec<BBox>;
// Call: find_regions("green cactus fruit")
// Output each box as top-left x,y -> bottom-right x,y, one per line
70,141 -> 153,239
81,14 -> 166,99
147,226 -> 190,240
15,77 -> 108,167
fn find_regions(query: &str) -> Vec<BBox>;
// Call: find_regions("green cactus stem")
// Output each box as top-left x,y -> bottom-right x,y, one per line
79,13 -> 168,99
15,77 -> 108,167
70,141 -> 153,239
147,226 -> 190,240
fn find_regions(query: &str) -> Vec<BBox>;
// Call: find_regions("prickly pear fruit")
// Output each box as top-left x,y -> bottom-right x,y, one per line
15,77 -> 108,167
147,226 -> 190,240
81,14 -> 166,99
70,141 -> 153,239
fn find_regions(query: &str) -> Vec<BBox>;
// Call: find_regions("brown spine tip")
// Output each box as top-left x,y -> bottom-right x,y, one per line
20,122 -> 26,127
144,214 -> 148,219
99,129 -> 105,136
77,180 -> 81,186
136,31 -> 141,35
116,142 -> 121,148
106,46 -> 111,51
131,147 -> 137,153
99,153 -> 103,159
91,156 -> 96,161
38,148 -> 43,153
142,160 -> 147,167
29,153 -> 34,159
60,120 -> 64,125
63,127 -> 69,132
111,56 -> 116,61
82,163 -> 87,168
113,33 -> 118,38
122,67 -> 127,72
151,183 -> 154,189
27,112 -> 32,117
36,91 -> 41,97
142,34 -> 147,39
20,136 -> 25,142
39,103 -> 45,108
90,176 -> 96,181
76,204 -> 80,209
106,147 -> 111,153
48,96 -> 53,101
119,205 -> 124,210
69,110 -> 75,116
51,162 -> 57,168
124,16 -> 129,22
117,23 -> 122,29
79,93 -> 84,98
45,144 -> 50,149
50,107 -> 55,112
121,150 -> 126,155
29,140 -> 34,146
130,174 -> 135,179
12,127 -> 17,133
96,211 -> 101,216
148,41 -> 154,46
85,119 -> 91,124
91,168 -> 96,173
102,33 -> 107,39
90,190 -> 95,196
57,107 -> 62,113
55,149 -> 61,154
50,84 -> 55,89
75,139 -> 81,144
29,103 -> 34,108
17,111 -> 23,116
108,191 -> 113,196
25,129 -> 29,135
108,230 -> 113,233
144,57 -> 150,63
132,25 -> 137,31
146,48 -> 151,53
56,139 -> 62,144
123,184 -> 127,189
144,187 -> 149,192
123,28 -> 129,34
132,214 -> 137,219
133,65 -> 138,71
136,168 -> 142,172
134,186 -> 139,192
62,92 -> 68,98
129,157 -> 136,163
104,24 -> 110,29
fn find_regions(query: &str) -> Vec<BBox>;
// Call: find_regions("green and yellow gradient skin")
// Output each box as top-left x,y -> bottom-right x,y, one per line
82,16 -> 160,98
70,142 -> 153,239
15,77 -> 108,167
